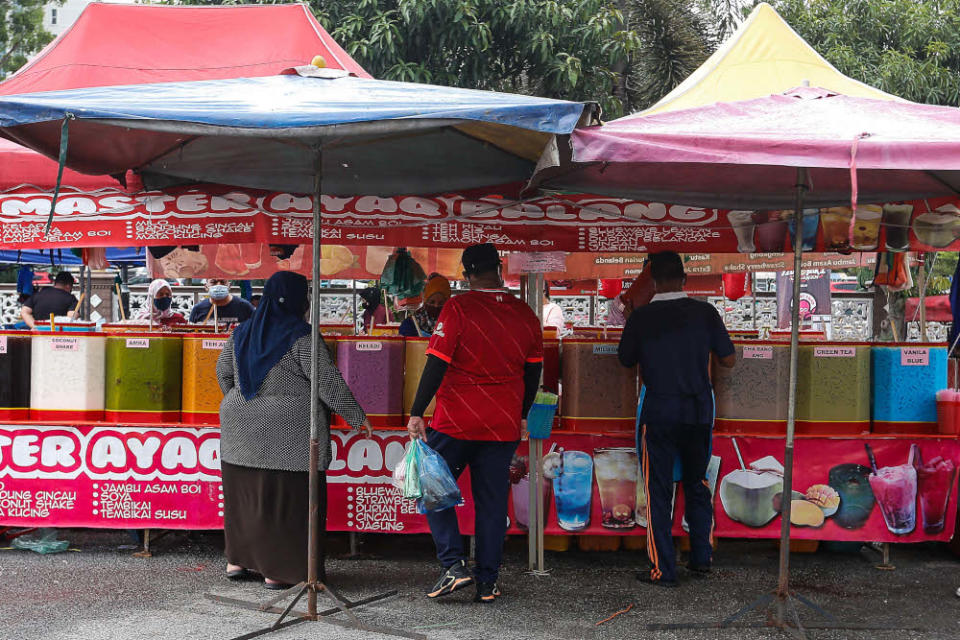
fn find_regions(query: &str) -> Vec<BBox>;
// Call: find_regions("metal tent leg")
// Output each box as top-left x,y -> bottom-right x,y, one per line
204,146 -> 421,640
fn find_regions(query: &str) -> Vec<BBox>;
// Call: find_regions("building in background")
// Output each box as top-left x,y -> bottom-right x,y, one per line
44,0 -> 136,37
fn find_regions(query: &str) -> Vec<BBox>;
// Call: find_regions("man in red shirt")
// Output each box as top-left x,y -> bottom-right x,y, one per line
407,243 -> 543,603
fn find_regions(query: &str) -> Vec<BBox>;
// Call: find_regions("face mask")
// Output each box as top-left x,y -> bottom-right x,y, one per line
153,297 -> 173,312
209,285 -> 230,300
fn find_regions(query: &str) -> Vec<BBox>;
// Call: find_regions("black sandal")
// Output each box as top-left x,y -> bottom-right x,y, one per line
263,580 -> 294,591
226,567 -> 257,581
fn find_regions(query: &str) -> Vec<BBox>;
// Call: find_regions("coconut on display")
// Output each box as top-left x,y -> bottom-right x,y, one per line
719,468 -> 783,527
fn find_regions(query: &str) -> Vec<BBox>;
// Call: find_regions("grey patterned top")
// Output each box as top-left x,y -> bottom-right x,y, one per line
216,334 -> 367,472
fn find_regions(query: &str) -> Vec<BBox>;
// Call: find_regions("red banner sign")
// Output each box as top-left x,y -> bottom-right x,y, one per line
149,244 -> 465,281
2,425 -> 956,543
4,184 -> 959,254
0,425 -> 221,528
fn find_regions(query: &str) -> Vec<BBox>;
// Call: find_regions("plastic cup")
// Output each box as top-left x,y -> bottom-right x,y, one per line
594,447 -> 638,529
937,398 -> 959,435
552,451 -> 593,531
913,212 -> 959,248
882,204 -> 913,250
821,207 -> 853,251
526,402 -> 556,439
727,211 -> 756,253
851,205 -> 882,251
918,458 -> 957,534
868,464 -> 917,535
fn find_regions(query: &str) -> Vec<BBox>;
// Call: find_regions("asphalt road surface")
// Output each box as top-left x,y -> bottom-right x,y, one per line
2,530 -> 958,640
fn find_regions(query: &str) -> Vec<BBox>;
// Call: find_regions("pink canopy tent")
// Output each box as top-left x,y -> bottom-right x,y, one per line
536,87 -> 960,210
532,85 -> 960,627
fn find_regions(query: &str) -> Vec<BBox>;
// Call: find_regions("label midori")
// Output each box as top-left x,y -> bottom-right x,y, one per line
126,338 -> 150,349
592,344 -> 618,355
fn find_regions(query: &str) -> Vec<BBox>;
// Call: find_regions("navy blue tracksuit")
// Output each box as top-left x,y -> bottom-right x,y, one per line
424,428 -> 518,584
619,294 -> 734,583
640,422 -> 714,581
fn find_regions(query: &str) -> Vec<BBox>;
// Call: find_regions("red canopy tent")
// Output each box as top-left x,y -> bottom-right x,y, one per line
906,295 -> 953,323
0,137 -> 112,190
1,2 -> 369,96
0,2 -> 370,192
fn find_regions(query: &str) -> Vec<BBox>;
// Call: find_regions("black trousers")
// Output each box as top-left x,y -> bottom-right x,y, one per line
424,429 -> 518,584
639,423 -> 713,582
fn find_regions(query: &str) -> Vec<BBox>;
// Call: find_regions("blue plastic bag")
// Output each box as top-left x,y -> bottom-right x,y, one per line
414,440 -> 461,514
392,441 -> 422,500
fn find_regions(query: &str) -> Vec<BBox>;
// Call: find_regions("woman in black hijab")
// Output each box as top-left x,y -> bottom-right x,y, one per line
217,272 -> 371,589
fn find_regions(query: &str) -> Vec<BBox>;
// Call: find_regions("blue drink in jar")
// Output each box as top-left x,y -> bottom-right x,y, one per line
552,450 -> 593,531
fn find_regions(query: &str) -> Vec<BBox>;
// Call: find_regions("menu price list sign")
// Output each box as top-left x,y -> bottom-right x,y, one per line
325,431 -> 476,534
4,426 -> 957,544
0,425 -> 223,529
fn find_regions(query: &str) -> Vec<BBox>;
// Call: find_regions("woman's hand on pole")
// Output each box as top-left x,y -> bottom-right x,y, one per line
359,418 -> 373,439
406,416 -> 426,441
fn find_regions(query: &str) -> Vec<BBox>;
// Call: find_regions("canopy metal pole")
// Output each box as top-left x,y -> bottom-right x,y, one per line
918,253 -> 928,341
521,274 -> 546,573
78,266 -> 86,320
777,169 -> 807,605
352,280 -> 358,334
87,265 -> 93,320
307,147 -> 324,618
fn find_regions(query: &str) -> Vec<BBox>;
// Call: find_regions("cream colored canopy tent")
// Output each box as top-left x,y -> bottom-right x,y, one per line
640,2 -> 899,117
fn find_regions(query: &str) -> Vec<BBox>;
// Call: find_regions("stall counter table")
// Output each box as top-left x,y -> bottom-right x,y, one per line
1,422 -> 956,544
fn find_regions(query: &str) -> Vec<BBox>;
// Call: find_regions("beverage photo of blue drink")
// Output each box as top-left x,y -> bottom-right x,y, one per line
545,449 -> 594,531
787,208 -> 820,250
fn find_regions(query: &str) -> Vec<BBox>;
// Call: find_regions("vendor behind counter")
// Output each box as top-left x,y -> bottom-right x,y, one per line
189,278 -> 254,326
137,279 -> 187,326
398,274 -> 451,337
21,271 -> 78,329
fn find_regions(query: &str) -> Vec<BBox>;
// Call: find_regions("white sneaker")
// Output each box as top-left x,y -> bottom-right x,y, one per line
955,586 -> 960,598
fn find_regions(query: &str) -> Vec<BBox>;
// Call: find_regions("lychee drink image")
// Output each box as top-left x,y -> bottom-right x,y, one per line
594,447 -> 638,529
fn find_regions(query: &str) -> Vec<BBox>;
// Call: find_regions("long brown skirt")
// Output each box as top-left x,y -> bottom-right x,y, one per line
222,461 -> 326,585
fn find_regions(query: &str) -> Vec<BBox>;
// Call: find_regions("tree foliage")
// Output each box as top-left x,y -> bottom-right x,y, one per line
164,0 -> 729,118
772,0 -> 960,106
1,1 -> 58,79
623,0 -> 712,109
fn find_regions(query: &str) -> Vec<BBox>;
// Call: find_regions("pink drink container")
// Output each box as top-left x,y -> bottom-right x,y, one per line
868,464 -> 917,535
918,458 -> 957,534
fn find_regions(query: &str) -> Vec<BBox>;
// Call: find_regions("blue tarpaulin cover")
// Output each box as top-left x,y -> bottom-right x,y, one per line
0,73 -> 592,195
0,248 -> 144,265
